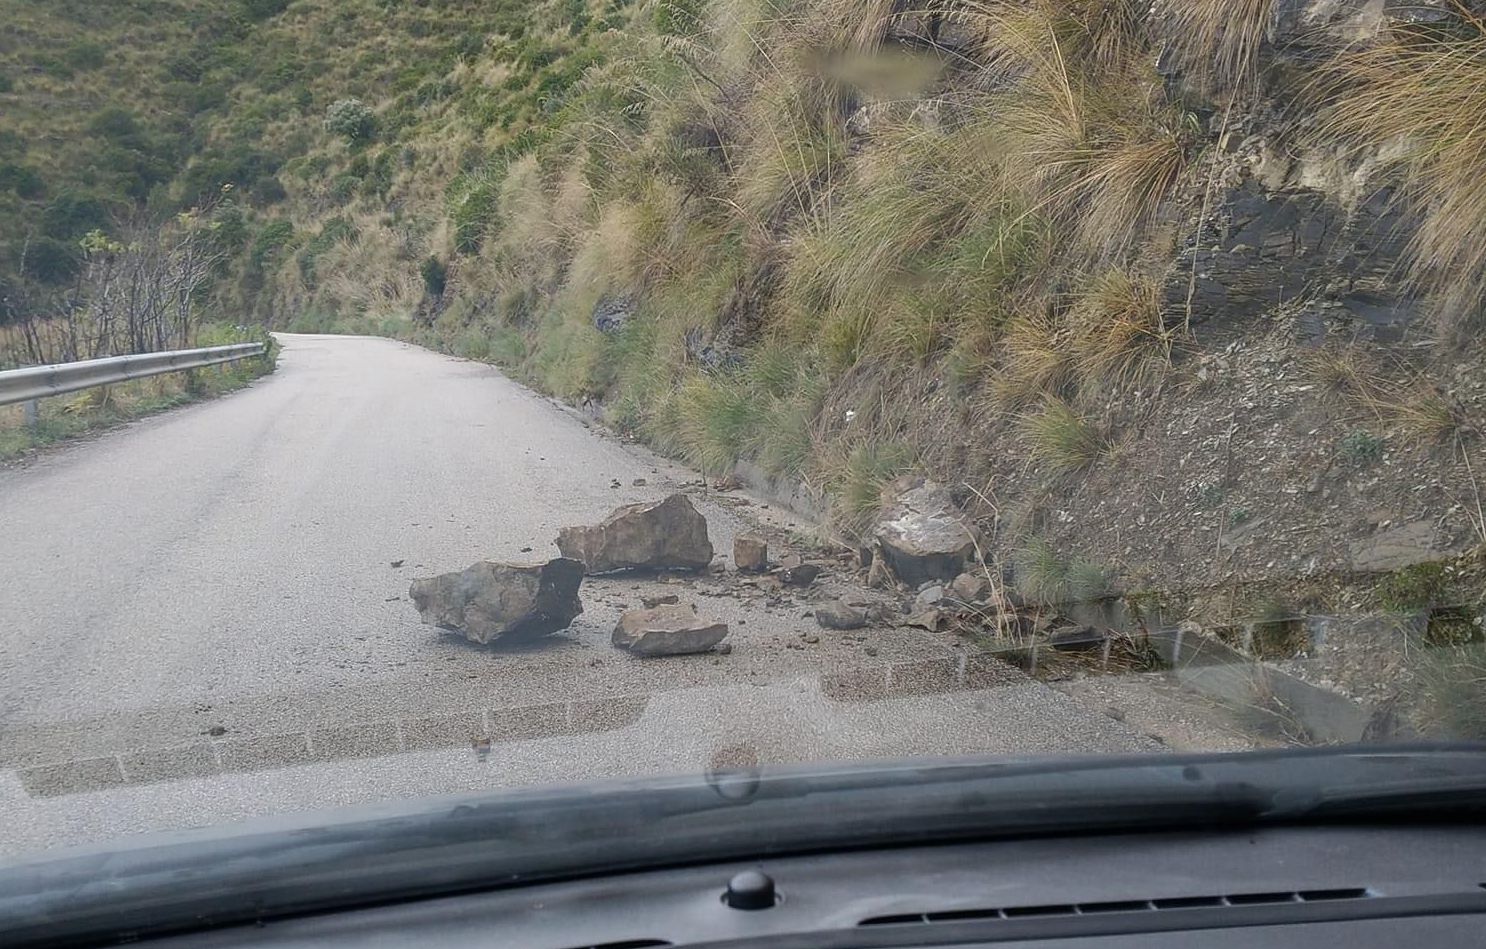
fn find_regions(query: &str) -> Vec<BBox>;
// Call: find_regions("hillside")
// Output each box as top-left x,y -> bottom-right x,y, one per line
4,0 -> 1485,641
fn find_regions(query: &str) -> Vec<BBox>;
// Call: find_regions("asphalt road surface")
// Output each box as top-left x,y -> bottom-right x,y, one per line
0,333 -> 1188,856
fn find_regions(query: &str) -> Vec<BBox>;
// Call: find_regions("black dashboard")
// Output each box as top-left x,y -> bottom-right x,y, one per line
150,825 -> 1486,949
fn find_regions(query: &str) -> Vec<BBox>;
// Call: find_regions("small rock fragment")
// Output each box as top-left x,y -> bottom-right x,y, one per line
950,571 -> 992,603
390,559 -> 405,568
734,534 -> 769,572
780,561 -> 822,586
408,558 -> 585,645
716,642 -> 733,655
613,603 -> 729,656
1049,625 -> 1105,652
914,584 -> 946,611
641,593 -> 680,608
633,477 -> 648,486
816,602 -> 868,630
900,609 -> 944,631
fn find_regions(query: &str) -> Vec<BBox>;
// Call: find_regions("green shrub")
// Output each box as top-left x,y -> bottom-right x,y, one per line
324,98 -> 377,142
0,163 -> 44,200
1340,429 -> 1384,464
1375,562 -> 1449,613
421,257 -> 448,297
64,41 -> 108,72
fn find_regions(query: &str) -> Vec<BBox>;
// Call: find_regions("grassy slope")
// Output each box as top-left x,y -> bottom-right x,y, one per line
5,0 -> 1484,559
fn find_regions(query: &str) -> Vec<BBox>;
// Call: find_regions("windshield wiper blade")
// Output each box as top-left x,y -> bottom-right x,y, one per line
1,744 -> 1483,949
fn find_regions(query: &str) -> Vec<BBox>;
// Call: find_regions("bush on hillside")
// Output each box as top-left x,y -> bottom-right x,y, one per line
324,99 -> 377,143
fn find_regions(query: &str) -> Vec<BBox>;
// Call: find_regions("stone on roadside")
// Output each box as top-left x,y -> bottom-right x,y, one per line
734,534 -> 768,572
950,571 -> 993,604
873,479 -> 976,587
556,493 -> 713,574
1049,625 -> 1105,652
612,603 -> 729,656
641,593 -> 680,608
914,584 -> 945,611
408,558 -> 584,645
900,609 -> 944,631
816,602 -> 867,630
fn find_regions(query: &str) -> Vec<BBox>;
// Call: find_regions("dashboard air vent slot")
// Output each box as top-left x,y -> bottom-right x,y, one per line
859,888 -> 1369,926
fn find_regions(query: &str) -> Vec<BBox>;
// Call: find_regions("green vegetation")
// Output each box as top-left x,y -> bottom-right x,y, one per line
1015,538 -> 1112,608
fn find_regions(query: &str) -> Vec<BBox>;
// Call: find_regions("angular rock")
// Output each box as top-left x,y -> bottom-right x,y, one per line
409,558 -> 584,645
873,480 -> 976,586
612,603 -> 728,656
900,609 -> 944,631
641,593 -> 680,609
734,534 -> 768,572
1049,625 -> 1105,652
816,602 -> 867,630
950,571 -> 992,604
781,561 -> 822,586
557,493 -> 713,574
914,584 -> 946,611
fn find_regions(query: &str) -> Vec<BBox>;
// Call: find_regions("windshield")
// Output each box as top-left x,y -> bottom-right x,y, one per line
0,0 -> 1482,862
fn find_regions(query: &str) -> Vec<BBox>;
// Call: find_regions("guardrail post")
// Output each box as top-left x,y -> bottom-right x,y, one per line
23,399 -> 39,430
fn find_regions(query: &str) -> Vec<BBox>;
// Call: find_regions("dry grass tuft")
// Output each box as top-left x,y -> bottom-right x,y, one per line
1068,268 -> 1172,386
1020,395 -> 1107,471
1318,22 -> 1486,332
992,306 -> 1069,406
1163,0 -> 1274,96
1301,344 -> 1463,442
969,1 -> 1191,260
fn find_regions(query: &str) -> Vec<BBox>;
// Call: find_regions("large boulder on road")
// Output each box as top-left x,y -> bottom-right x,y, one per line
613,603 -> 728,656
409,558 -> 584,645
557,493 -> 713,574
873,479 -> 975,587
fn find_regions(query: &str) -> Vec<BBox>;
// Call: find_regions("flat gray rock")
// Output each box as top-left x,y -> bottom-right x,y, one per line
612,603 -> 728,656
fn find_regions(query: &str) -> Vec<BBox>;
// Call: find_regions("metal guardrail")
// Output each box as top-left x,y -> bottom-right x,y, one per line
0,342 -> 267,410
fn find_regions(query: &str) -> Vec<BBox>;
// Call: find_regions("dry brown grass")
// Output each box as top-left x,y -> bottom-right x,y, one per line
1301,344 -> 1463,442
991,306 -> 1069,406
1318,20 -> 1486,333
1163,0 -> 1274,96
1068,267 -> 1172,386
963,1 -> 1190,260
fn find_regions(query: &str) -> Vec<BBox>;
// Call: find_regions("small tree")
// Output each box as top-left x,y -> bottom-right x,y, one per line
324,98 -> 376,143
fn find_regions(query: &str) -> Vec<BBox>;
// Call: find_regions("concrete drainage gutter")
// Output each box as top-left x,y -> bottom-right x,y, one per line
1146,626 -> 1372,744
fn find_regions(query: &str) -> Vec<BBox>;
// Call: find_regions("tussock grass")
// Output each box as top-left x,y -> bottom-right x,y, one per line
967,1 -> 1191,260
1015,536 -> 1112,607
1302,345 -> 1462,442
1163,0 -> 1273,95
1318,22 -> 1486,332
1020,396 -> 1107,471
1412,644 -> 1486,739
827,439 -> 916,537
1068,268 -> 1172,387
992,307 -> 1068,406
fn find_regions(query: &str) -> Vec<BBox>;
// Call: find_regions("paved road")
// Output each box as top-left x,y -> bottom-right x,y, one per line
0,334 -> 1164,855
